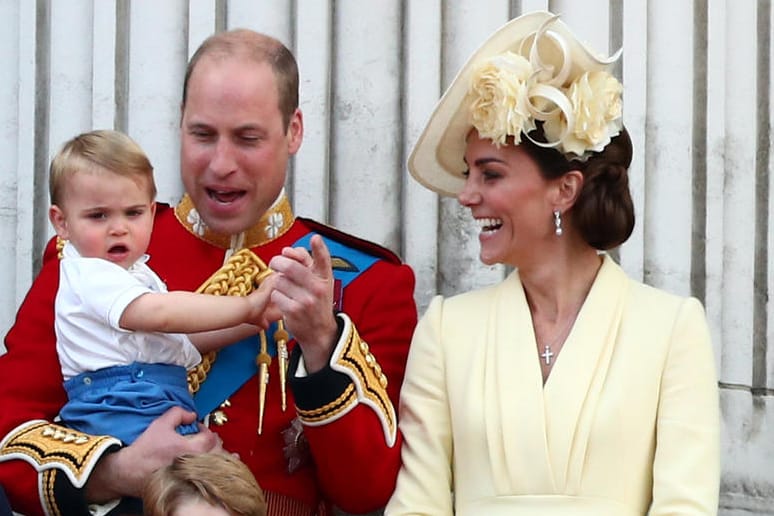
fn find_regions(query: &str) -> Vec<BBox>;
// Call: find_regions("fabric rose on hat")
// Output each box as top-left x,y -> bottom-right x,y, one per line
543,70 -> 623,158
469,52 -> 534,146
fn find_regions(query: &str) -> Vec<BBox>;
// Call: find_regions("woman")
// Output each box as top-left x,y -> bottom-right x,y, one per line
386,11 -> 719,516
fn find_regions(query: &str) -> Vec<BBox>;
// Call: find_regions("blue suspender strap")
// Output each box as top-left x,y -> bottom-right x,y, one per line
193,232 -> 379,417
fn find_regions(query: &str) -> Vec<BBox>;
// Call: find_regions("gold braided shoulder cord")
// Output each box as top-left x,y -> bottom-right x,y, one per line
56,237 -> 66,259
187,249 -> 273,394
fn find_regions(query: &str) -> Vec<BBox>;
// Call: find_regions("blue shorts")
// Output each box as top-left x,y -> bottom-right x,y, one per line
60,362 -> 199,444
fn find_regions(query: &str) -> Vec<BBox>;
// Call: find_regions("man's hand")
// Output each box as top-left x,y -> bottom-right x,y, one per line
85,407 -> 221,501
269,235 -> 338,373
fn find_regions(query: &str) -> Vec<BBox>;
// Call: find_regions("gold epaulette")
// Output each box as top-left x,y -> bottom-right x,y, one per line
56,237 -> 66,259
0,420 -> 121,488
187,249 -> 272,394
296,314 -> 397,447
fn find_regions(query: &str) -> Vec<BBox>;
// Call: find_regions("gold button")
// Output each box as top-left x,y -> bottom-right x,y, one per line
212,410 -> 229,426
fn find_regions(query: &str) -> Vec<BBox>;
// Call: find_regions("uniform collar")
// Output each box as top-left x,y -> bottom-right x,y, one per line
174,190 -> 295,250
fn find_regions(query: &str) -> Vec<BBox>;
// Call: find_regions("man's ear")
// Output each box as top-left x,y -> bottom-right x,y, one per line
48,205 -> 69,240
286,108 -> 304,155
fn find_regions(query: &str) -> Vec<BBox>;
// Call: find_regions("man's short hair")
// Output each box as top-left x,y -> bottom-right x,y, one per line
182,29 -> 299,131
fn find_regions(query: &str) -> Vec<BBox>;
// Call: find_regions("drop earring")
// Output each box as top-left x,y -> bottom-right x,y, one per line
553,209 -> 563,236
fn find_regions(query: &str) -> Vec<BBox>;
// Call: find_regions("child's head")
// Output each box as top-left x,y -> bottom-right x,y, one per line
143,453 -> 266,516
48,130 -> 157,269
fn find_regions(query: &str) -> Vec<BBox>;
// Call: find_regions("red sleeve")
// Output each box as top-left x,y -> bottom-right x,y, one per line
0,240 -> 104,515
295,260 -> 417,513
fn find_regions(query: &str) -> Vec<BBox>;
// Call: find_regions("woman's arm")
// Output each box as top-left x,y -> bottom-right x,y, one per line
650,297 -> 720,515
385,296 -> 455,515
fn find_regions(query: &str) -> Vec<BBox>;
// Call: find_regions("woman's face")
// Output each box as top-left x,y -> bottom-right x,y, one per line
457,130 -> 556,266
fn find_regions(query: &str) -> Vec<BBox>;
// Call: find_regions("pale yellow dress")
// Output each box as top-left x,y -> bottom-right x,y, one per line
385,255 -> 719,515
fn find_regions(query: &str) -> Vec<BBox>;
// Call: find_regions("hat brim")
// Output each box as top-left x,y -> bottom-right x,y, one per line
408,11 -> 620,196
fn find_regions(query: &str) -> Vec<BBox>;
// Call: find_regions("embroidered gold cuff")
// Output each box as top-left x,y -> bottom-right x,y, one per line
42,469 -> 57,515
0,420 -> 120,488
299,314 -> 397,447
296,383 -> 358,423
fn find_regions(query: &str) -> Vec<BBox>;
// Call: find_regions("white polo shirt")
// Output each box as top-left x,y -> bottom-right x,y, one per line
55,242 -> 201,380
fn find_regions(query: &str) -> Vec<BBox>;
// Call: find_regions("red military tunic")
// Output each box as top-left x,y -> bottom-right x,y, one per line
0,193 -> 417,515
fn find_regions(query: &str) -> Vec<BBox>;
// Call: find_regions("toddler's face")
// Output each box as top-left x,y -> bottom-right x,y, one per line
172,498 -> 232,516
49,170 -> 155,269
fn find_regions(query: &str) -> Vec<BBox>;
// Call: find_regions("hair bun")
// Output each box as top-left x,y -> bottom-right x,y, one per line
574,129 -> 635,249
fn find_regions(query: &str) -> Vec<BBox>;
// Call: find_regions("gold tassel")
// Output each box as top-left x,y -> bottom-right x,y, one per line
256,331 -> 272,435
274,322 -> 290,411
254,260 -> 275,432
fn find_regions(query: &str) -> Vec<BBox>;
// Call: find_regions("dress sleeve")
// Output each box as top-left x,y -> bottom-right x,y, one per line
650,297 -> 720,514
385,295 -> 455,516
0,239 -> 121,516
289,260 -> 417,514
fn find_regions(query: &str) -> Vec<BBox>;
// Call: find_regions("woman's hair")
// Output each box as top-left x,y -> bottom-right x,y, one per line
142,453 -> 266,516
182,29 -> 299,132
520,125 -> 635,250
49,129 -> 156,206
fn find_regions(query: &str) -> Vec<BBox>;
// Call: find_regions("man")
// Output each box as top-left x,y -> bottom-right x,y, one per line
0,30 -> 417,515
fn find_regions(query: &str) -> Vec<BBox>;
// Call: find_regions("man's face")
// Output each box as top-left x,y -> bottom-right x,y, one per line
180,56 -> 303,235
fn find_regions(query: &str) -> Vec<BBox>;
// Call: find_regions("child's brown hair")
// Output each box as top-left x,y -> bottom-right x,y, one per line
142,453 -> 266,516
49,129 -> 156,207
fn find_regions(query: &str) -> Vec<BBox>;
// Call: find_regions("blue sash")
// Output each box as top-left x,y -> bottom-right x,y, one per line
193,233 -> 379,416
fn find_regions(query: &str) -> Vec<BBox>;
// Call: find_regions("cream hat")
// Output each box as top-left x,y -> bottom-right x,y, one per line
409,11 -> 623,196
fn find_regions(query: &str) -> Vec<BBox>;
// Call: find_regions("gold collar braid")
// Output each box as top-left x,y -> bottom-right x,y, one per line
174,192 -> 295,249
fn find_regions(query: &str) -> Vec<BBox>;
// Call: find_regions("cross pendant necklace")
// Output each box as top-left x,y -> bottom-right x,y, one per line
541,344 -> 554,365
539,309 -> 579,366
535,293 -> 589,371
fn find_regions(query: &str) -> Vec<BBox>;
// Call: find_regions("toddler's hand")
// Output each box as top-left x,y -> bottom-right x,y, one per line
247,273 -> 281,328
